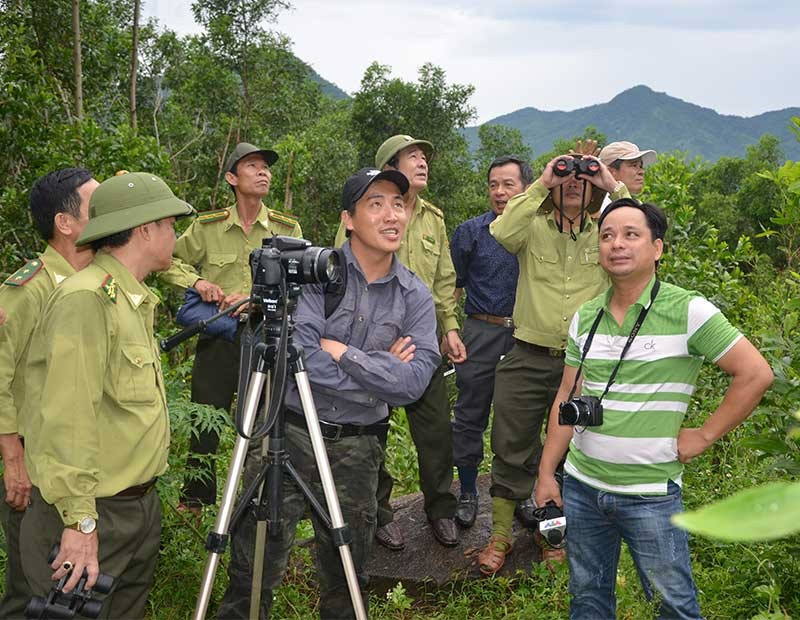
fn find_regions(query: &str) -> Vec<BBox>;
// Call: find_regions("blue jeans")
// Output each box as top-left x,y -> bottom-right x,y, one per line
563,474 -> 702,620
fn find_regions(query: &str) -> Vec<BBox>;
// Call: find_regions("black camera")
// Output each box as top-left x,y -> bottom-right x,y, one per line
552,156 -> 600,177
25,543 -> 115,619
250,235 -> 340,288
533,501 -> 567,549
558,395 -> 603,426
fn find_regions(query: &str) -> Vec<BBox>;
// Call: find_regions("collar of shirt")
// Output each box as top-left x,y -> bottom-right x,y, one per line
41,243 -> 76,286
544,207 -> 598,234
602,274 -> 658,314
224,202 -> 271,233
341,239 -> 414,291
93,251 -> 158,309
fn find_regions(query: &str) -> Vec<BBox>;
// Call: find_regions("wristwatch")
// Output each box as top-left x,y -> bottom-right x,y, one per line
610,180 -> 626,194
67,516 -> 97,534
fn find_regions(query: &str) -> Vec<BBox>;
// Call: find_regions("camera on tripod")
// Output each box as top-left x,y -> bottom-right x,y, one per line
25,543 -> 114,619
553,155 -> 600,177
558,395 -> 603,426
250,235 -> 340,289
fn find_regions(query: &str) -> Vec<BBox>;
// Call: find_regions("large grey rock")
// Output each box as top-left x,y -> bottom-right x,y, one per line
365,474 -> 544,594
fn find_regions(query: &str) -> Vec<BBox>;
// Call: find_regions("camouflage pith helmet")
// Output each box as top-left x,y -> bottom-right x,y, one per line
225,142 -> 279,172
375,135 -> 434,170
77,172 -> 195,246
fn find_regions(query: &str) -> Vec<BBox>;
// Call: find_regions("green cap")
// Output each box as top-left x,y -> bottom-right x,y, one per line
77,172 -> 195,246
375,135 -> 434,170
225,142 -> 279,172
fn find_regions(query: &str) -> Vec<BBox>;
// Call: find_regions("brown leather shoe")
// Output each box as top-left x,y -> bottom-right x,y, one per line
429,517 -> 459,547
375,522 -> 405,551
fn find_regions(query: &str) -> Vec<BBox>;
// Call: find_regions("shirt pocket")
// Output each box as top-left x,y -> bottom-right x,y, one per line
204,252 -> 237,284
580,247 -> 599,265
365,306 -> 403,352
419,236 -> 441,277
531,249 -> 559,283
116,344 -> 158,405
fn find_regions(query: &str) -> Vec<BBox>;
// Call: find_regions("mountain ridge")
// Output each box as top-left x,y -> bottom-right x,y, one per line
464,85 -> 800,161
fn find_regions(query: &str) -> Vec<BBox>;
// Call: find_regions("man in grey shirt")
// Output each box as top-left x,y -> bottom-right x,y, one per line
218,167 -> 440,619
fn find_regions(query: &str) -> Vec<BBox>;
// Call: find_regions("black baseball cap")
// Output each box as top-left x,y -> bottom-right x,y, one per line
340,167 -> 409,212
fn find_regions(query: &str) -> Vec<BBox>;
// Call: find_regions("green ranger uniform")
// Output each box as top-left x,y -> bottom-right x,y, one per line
334,194 -> 459,524
0,246 -> 75,617
161,203 -> 302,507
21,252 -> 168,618
19,172 -> 193,618
488,178 -> 629,501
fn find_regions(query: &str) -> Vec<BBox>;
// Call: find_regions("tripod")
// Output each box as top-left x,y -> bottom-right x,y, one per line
191,288 -> 367,620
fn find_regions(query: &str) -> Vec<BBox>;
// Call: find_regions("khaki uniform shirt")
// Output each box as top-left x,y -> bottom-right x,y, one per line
335,196 -> 459,334
24,252 -> 169,524
161,203 -> 302,294
0,245 -> 76,437
490,179 -> 629,349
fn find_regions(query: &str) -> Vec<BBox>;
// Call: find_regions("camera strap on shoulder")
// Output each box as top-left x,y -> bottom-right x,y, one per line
323,248 -> 348,319
567,279 -> 660,403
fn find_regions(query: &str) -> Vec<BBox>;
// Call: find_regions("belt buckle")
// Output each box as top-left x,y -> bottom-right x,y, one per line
319,420 -> 343,441
503,317 -> 514,329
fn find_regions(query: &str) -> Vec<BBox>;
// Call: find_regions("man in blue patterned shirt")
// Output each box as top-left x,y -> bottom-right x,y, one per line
449,156 -> 534,527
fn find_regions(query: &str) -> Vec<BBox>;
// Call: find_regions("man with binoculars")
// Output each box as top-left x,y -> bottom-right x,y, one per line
478,152 -> 628,575
535,198 -> 773,618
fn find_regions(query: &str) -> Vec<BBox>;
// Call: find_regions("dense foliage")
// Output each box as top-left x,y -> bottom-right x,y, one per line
1,1 -> 799,618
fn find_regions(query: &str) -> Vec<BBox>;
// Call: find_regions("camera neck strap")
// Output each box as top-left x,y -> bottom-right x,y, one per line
567,279 -> 660,403
557,180 -> 590,241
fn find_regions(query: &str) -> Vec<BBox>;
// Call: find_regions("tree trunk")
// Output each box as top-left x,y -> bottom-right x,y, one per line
130,0 -> 140,130
71,0 -> 82,120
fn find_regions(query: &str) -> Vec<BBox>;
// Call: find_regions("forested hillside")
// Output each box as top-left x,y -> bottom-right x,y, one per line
465,85 -> 800,162
1,1 -> 799,618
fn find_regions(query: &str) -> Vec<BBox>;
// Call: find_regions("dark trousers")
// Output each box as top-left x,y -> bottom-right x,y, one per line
451,317 -> 516,469
182,332 -> 241,506
376,362 -> 456,525
490,342 -> 565,500
217,423 -> 383,620
0,478 -> 29,618
20,487 -> 162,620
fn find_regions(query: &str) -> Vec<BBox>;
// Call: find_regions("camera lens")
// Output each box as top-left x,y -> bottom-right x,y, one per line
559,400 -> 581,425
302,247 -> 340,284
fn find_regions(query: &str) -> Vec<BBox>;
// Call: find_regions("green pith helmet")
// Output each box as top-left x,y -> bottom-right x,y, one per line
225,142 -> 279,172
375,135 -> 434,170
539,184 -> 607,215
77,172 -> 195,246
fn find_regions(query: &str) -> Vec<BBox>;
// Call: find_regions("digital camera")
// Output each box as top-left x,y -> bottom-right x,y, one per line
558,395 -> 603,426
533,501 -> 567,549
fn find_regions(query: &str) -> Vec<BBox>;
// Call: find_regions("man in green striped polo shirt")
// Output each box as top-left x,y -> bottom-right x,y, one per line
535,198 -> 773,619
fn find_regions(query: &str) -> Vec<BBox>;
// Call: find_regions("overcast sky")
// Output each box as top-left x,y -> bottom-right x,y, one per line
142,0 -> 799,125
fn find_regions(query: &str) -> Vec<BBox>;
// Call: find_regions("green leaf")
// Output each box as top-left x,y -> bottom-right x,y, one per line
740,436 -> 791,455
671,481 -> 800,541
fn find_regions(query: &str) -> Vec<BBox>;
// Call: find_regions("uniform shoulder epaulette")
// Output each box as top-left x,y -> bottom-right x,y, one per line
3,258 -> 44,287
421,199 -> 444,219
197,208 -> 230,224
268,208 -> 299,229
100,274 -> 117,304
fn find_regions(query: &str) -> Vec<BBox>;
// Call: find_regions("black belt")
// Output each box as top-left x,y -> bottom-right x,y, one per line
284,410 -> 389,441
515,339 -> 565,358
114,478 -> 157,498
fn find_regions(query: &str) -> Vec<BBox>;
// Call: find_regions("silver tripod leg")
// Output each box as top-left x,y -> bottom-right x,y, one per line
193,369 -> 268,620
294,369 -> 368,620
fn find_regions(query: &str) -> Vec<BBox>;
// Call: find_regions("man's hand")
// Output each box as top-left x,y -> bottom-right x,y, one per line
444,330 -> 467,364
389,336 -> 416,363
194,279 -> 224,304
51,529 -> 99,592
540,154 -> 578,190
572,138 -> 600,157
580,157 -> 622,194
0,434 -> 31,510
320,338 -> 348,362
677,427 -> 714,463
534,472 -> 563,509
219,293 -> 250,316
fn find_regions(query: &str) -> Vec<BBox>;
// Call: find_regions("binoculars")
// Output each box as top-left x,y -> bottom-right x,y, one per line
553,156 -> 600,177
25,544 -> 114,619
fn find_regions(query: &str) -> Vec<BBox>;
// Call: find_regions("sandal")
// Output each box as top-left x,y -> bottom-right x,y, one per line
478,534 -> 513,576
534,531 -> 566,572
